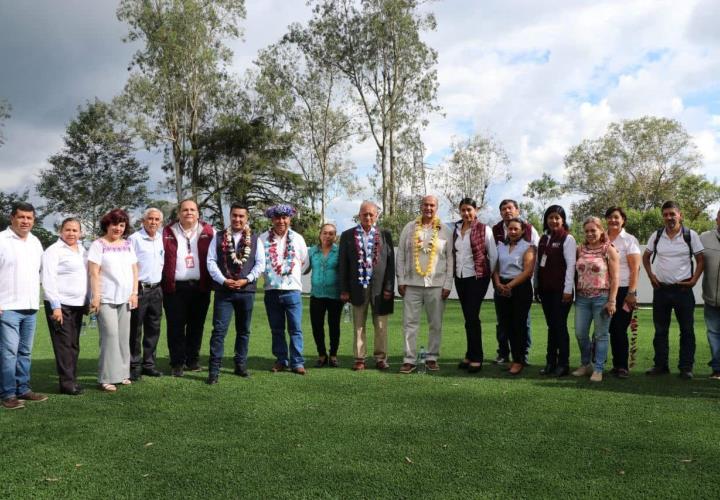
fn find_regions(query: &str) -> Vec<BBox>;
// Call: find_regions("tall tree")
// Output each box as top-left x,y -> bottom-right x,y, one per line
0,98 -> 11,147
116,0 -> 246,203
524,173 -> 566,213
564,116 -> 710,218
37,99 -> 149,237
292,0 -> 440,215
440,132 -> 511,211
255,40 -> 358,222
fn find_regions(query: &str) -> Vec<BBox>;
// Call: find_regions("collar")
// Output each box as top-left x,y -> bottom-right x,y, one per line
139,227 -> 161,241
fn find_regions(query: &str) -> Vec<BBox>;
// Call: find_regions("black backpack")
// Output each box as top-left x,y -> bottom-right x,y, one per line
650,226 -> 694,275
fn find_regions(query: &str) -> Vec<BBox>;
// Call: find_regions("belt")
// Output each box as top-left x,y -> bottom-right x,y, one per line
139,282 -> 161,290
176,279 -> 200,287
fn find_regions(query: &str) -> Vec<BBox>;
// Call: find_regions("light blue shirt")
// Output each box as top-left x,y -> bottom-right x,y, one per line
497,239 -> 533,280
128,227 -> 164,284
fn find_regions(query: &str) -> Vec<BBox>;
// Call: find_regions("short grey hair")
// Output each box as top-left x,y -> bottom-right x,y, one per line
143,207 -> 164,221
359,200 -> 381,215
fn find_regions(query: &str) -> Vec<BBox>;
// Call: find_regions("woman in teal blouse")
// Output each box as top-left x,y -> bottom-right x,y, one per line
307,223 -> 343,367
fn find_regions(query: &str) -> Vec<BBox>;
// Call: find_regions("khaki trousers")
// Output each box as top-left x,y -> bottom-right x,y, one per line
402,286 -> 445,364
352,287 -> 389,362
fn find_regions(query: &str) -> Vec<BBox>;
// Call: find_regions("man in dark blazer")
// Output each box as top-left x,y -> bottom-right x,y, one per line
338,201 -> 395,371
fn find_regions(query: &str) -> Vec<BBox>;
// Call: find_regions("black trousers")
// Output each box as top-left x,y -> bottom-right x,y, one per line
609,286 -> 631,370
163,281 -> 210,368
495,280 -> 533,363
455,276 -> 490,363
540,291 -> 571,368
309,296 -> 343,357
130,284 -> 163,371
43,301 -> 85,391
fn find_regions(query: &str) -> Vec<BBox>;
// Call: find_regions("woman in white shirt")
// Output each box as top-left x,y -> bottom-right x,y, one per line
42,217 -> 88,396
605,206 -> 641,378
88,209 -> 138,392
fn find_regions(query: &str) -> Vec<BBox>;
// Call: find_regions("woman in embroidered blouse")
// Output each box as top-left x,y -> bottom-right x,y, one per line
535,205 -> 576,377
88,209 -> 139,392
453,197 -> 497,373
41,217 -> 88,396
493,218 -> 536,375
306,223 -> 342,367
605,206 -> 641,378
572,216 -> 619,382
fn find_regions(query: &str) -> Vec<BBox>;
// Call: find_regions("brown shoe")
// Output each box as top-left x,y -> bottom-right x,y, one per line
2,398 -> 25,410
375,360 -> 390,371
292,366 -> 306,375
18,391 -> 48,402
352,361 -> 366,371
270,362 -> 286,373
399,363 -> 416,374
509,363 -> 524,375
425,360 -> 440,371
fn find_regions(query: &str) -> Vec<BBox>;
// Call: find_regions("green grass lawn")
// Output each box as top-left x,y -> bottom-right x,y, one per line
1,295 -> 718,499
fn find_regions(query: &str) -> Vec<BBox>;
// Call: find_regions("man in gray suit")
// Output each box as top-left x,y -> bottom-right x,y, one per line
338,201 -> 395,371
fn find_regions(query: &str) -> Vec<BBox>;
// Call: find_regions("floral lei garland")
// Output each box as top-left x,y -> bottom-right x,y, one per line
221,226 -> 252,276
414,216 -> 441,277
264,229 -> 296,286
355,225 -> 381,288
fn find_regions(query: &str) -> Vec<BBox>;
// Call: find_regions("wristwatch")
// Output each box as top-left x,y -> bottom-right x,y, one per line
627,290 -> 637,296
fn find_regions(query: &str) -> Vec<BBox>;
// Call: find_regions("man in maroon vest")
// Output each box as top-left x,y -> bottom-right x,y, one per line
205,203 -> 264,384
161,199 -> 215,377
492,199 -> 539,364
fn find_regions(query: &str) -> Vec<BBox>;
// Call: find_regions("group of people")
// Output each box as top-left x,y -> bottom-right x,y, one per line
0,195 -> 718,409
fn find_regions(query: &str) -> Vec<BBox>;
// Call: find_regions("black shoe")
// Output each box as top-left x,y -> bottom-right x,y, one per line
315,357 -> 328,368
185,363 -> 202,372
142,367 -> 163,377
171,366 -> 184,377
539,364 -> 556,376
679,370 -> 693,380
554,366 -> 569,377
129,369 -> 142,382
467,364 -> 482,373
645,366 -> 670,376
207,374 -> 218,385
234,366 -> 250,378
60,386 -> 83,396
457,361 -> 470,370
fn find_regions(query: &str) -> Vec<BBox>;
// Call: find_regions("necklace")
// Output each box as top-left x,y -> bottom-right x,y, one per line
264,230 -> 296,286
414,216 -> 441,277
355,225 -> 380,288
223,226 -> 252,267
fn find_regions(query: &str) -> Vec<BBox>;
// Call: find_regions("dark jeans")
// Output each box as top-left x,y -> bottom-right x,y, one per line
609,286 -> 631,370
455,276 -> 490,363
44,301 -> 84,391
309,296 -> 343,357
163,281 -> 211,368
540,291 -> 571,369
652,285 -> 696,370
208,290 -> 255,375
495,297 -> 532,362
495,280 -> 533,364
129,285 -> 163,371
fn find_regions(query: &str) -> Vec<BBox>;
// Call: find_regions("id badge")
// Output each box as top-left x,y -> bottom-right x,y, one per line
185,255 -> 196,269
540,254 -> 547,267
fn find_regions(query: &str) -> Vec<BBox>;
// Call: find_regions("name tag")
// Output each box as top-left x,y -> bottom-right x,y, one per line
540,254 -> 547,267
185,255 -> 195,269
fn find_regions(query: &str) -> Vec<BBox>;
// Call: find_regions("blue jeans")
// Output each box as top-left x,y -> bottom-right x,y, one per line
652,286 -> 695,370
704,304 -> 720,372
208,290 -> 255,376
0,309 -> 37,400
264,290 -> 304,368
574,294 -> 610,372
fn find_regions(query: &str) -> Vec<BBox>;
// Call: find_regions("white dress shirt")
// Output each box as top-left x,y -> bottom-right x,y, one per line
172,222 -> 202,281
0,228 -> 43,310
129,228 -> 164,284
454,222 -> 498,278
645,227 -> 704,284
41,239 -> 88,309
207,230 -> 265,285
610,229 -> 641,287
259,229 -> 308,291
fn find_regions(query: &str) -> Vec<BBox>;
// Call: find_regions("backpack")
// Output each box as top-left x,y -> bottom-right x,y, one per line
650,226 -> 694,275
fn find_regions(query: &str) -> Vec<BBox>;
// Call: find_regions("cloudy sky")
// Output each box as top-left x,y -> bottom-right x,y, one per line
1,0 -> 719,230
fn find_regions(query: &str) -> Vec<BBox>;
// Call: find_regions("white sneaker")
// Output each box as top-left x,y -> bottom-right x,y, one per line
572,364 -> 592,377
590,370 -> 603,382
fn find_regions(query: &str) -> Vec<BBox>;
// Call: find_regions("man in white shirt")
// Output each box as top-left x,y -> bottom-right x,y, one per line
129,208 -> 165,380
0,202 -> 47,409
206,203 -> 265,384
700,208 -> 720,379
161,199 -> 215,377
396,195 -> 454,374
259,204 -> 308,375
642,201 -> 704,379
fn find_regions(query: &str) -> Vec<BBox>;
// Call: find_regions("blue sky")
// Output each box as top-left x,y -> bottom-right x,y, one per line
1,0 -> 719,231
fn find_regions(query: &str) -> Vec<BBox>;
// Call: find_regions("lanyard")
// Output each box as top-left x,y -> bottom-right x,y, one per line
177,223 -> 196,255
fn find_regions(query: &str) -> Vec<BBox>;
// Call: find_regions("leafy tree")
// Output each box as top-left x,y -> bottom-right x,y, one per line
0,98 -> 10,147
37,99 -> 149,237
116,0 -> 246,203
440,132 -> 511,211
524,173 -> 566,213
292,0 -> 440,216
255,40 -> 358,222
564,116 -> 716,219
